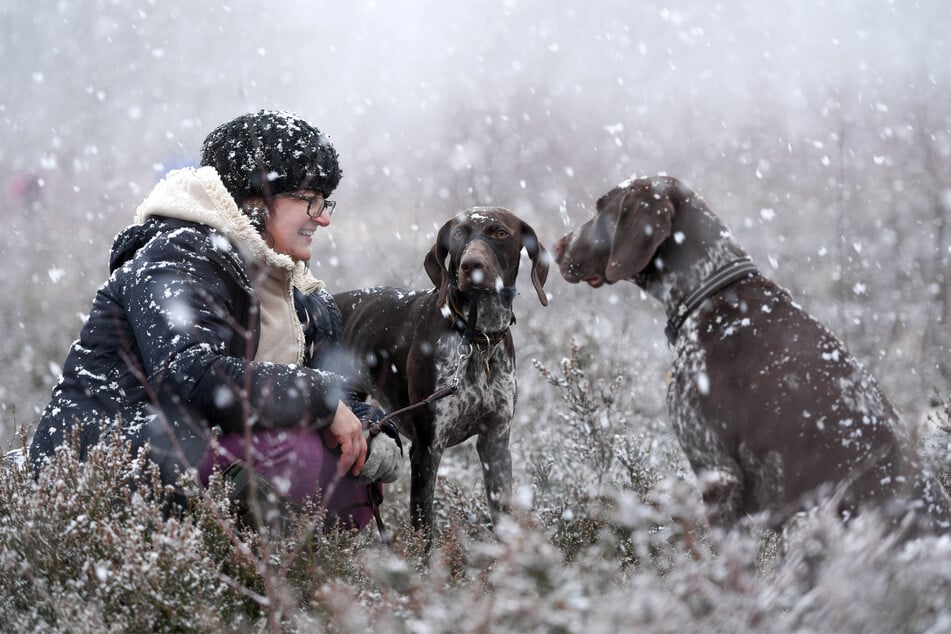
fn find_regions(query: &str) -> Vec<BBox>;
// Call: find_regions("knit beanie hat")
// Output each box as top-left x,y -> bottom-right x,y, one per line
199,109 -> 342,207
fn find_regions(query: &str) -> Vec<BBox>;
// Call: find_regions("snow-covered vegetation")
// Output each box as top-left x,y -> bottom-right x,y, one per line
2,0 -> 950,631
3,363 -> 951,631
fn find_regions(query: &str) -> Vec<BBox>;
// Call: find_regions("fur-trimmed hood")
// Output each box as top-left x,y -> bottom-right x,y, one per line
134,166 -> 323,294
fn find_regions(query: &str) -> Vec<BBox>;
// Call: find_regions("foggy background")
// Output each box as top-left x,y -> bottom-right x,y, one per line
1,0 -> 950,446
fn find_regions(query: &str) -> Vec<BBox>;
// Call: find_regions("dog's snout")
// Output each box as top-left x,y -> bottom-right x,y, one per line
460,253 -> 486,274
460,253 -> 488,284
457,238 -> 502,289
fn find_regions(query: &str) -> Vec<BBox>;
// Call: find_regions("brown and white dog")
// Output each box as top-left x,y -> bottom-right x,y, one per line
335,208 -> 549,540
555,175 -> 951,535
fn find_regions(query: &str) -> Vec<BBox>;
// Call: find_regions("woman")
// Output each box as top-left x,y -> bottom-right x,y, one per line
29,110 -> 401,530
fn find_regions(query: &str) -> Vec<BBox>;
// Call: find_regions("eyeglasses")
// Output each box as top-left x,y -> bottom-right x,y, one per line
279,193 -> 336,219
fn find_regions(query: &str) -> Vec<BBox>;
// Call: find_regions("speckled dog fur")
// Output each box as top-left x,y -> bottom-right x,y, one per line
335,208 -> 548,539
555,175 -> 951,535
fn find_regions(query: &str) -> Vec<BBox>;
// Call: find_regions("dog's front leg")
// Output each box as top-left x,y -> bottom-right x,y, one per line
669,381 -> 746,528
409,440 -> 444,542
476,427 -> 512,527
670,415 -> 746,528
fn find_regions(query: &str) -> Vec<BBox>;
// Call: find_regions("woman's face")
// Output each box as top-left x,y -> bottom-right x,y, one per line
264,191 -> 331,261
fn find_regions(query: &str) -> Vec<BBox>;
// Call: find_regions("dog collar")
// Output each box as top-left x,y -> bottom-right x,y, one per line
447,290 -> 513,347
665,257 -> 759,345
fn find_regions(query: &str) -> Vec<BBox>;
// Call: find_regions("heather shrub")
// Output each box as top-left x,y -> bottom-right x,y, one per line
0,428 -> 384,631
924,391 -> 951,495
2,347 -> 951,632
0,431 -> 249,631
530,340 -> 696,566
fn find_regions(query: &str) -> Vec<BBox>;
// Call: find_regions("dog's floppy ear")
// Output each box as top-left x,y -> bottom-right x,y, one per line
520,220 -> 550,306
424,219 -> 454,307
605,189 -> 675,283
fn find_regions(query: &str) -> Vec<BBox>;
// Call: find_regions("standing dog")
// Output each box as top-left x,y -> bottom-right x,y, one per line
335,208 -> 549,539
555,175 -> 951,534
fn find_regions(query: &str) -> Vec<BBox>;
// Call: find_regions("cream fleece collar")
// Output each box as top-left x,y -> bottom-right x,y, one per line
135,166 -> 324,293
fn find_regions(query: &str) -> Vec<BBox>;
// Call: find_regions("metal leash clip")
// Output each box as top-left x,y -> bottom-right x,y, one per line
451,342 -> 473,390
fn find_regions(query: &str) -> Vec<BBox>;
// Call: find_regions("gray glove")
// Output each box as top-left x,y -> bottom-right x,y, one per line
358,432 -> 401,484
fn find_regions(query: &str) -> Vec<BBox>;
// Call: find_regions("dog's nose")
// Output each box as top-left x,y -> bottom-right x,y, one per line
459,255 -> 485,273
460,254 -> 487,279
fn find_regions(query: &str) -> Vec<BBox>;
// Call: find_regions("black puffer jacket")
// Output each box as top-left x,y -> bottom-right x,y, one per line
29,167 -> 370,477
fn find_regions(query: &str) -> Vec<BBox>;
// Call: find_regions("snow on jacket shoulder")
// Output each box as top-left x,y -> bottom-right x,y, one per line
29,168 -> 345,473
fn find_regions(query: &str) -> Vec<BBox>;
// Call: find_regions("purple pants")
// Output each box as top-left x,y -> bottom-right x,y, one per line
197,428 -> 376,530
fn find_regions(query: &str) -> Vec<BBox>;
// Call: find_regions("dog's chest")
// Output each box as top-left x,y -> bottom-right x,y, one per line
666,332 -> 719,448
430,336 -> 516,447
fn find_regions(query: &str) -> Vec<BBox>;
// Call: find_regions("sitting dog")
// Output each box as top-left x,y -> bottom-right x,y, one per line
555,175 -> 951,535
335,207 -> 549,539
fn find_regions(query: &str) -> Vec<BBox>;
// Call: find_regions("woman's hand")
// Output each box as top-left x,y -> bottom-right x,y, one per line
323,401 -> 368,476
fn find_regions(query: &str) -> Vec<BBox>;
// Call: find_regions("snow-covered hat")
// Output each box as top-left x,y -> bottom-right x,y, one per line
199,109 -> 342,206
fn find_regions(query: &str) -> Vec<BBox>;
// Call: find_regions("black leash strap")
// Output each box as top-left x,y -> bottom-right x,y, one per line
461,295 -> 479,347
447,289 -> 510,345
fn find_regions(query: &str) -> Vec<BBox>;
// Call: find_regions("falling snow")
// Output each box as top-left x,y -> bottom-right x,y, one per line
2,0 -> 951,630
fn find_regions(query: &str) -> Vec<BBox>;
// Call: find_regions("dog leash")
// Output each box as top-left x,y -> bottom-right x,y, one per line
364,300 -> 479,544
665,257 -> 759,345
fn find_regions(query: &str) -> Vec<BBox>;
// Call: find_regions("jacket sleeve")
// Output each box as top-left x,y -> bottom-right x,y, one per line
122,227 -> 341,435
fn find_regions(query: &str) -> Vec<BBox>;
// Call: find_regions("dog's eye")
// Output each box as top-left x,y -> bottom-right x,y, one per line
452,228 -> 467,240
489,227 -> 509,239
